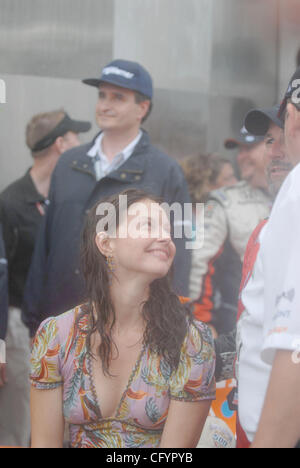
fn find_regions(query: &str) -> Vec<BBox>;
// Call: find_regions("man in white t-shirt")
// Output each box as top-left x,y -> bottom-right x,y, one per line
250,67 -> 300,448
236,105 -> 292,447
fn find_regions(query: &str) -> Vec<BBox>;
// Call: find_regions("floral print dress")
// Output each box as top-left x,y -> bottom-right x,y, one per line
30,306 -> 216,448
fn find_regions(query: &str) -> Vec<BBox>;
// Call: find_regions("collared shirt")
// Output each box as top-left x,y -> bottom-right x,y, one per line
87,131 -> 142,181
0,171 -> 49,308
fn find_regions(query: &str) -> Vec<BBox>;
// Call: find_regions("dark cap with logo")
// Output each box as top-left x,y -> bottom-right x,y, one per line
31,113 -> 91,153
83,59 -> 153,100
224,126 -> 264,150
278,66 -> 300,118
244,105 -> 284,136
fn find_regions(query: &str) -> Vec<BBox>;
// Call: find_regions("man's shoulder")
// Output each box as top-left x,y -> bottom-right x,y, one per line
208,181 -> 245,207
209,181 -> 270,207
49,140 -> 96,184
139,132 -> 182,169
58,141 -> 95,166
0,172 -> 30,204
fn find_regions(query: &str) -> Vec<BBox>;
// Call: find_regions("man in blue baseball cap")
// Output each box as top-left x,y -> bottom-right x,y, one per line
23,59 -> 191,338
83,59 -> 153,100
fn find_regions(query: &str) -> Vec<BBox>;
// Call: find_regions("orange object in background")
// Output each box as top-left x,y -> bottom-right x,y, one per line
210,379 -> 237,436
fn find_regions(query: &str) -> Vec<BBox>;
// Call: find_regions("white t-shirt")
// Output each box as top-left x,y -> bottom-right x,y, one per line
238,163 -> 300,442
238,224 -> 271,443
260,163 -> 300,364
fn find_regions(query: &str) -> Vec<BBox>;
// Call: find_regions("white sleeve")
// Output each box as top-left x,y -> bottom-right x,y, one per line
261,168 -> 300,365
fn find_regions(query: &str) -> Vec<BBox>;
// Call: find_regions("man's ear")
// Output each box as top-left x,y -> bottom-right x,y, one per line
138,100 -> 150,122
95,232 -> 114,257
54,136 -> 66,155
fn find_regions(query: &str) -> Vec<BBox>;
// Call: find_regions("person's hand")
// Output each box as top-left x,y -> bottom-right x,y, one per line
0,363 -> 7,387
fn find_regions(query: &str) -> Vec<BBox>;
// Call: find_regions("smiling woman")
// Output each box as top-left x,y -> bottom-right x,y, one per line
30,189 -> 216,448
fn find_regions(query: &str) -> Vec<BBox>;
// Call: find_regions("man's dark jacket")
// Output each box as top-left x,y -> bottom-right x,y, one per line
0,171 -> 46,308
0,225 -> 8,340
23,131 -> 191,336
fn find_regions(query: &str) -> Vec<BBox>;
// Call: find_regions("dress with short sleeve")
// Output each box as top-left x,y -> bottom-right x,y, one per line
30,307 -> 216,448
31,317 -> 63,390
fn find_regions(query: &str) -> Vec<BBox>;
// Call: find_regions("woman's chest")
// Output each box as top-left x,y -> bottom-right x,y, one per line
91,343 -> 145,420
61,347 -> 171,429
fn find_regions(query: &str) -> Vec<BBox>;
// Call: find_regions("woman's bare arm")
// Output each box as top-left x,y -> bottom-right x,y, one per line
31,386 -> 65,448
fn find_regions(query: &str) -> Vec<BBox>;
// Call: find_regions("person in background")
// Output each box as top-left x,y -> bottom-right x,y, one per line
250,68 -> 300,448
30,189 -> 216,449
0,109 -> 91,448
23,59 -> 192,340
181,153 -> 237,206
0,225 -> 8,389
189,126 -> 271,338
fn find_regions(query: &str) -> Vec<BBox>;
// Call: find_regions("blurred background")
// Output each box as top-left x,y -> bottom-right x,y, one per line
0,0 -> 300,191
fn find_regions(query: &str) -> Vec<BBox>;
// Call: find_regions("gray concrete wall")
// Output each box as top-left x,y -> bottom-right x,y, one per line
0,0 -> 113,79
114,0 -> 279,158
0,0 -> 114,192
0,73 -> 99,191
278,0 -> 300,98
114,0 -> 214,93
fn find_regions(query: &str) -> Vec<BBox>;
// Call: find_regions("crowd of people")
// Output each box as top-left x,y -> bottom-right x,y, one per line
0,57 -> 299,448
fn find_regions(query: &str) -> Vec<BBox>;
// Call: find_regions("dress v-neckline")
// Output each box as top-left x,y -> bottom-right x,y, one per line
87,342 -> 146,420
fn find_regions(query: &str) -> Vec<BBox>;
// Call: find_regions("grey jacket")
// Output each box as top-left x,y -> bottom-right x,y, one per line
23,131 -> 191,336
189,181 -> 271,335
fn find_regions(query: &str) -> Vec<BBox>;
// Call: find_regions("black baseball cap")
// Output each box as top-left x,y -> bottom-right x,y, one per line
224,126 -> 264,150
244,105 -> 284,136
83,59 -> 153,100
278,66 -> 300,118
31,113 -> 91,153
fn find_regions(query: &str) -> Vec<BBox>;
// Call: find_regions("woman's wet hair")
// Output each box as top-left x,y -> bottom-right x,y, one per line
79,188 -> 194,376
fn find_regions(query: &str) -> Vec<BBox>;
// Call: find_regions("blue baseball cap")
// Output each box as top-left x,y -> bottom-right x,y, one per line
244,105 -> 284,136
82,59 -> 153,100
224,126 -> 264,150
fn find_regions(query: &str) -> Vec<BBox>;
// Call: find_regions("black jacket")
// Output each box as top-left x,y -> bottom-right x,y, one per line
23,131 -> 191,336
0,225 -> 8,340
0,171 -> 46,308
